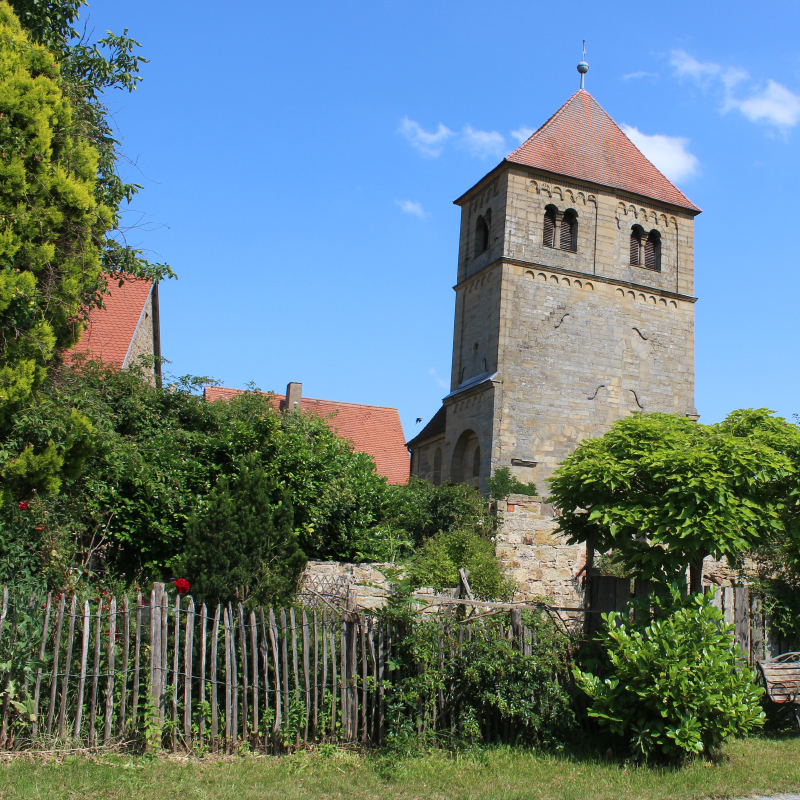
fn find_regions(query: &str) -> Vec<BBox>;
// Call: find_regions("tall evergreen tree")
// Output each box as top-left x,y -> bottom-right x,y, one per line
182,455 -> 307,606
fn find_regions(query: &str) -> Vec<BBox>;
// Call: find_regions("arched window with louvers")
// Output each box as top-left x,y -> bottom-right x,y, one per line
644,230 -> 661,271
543,206 -> 556,248
475,213 -> 490,256
629,226 -> 643,267
560,209 -> 577,252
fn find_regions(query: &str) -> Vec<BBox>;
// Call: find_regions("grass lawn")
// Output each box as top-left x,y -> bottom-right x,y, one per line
1,735 -> 799,800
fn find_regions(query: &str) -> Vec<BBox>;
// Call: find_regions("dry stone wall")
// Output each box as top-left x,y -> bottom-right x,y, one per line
301,497 -> 587,610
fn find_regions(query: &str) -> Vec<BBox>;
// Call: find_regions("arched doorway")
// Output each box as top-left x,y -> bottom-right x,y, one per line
451,429 -> 481,487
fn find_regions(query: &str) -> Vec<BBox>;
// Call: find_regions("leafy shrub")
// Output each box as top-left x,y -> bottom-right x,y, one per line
384,611 -> 576,748
486,467 -> 538,501
0,363 -> 389,587
408,528 -> 514,601
180,455 -> 306,607
574,586 -> 764,761
380,477 -> 491,548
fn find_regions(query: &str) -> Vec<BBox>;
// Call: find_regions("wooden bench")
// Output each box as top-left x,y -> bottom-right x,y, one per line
758,652 -> 800,729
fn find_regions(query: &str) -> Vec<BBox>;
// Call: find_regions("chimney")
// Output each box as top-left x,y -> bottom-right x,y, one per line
285,382 -> 302,411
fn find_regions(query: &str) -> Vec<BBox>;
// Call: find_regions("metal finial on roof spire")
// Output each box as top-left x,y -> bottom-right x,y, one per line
577,41 -> 589,89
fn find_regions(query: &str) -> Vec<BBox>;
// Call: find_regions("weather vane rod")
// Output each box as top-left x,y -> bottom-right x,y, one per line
577,41 -> 589,90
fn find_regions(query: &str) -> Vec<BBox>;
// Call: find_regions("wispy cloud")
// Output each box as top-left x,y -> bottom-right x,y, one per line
429,368 -> 447,389
510,126 -> 535,144
728,80 -> 800,128
670,50 -> 800,132
621,125 -> 699,183
670,50 -> 722,84
401,118 -> 507,159
399,117 -> 454,157
623,71 -> 658,81
396,199 -> 427,218
460,126 -> 506,158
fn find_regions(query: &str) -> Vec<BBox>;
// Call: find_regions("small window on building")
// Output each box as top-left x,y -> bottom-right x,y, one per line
472,445 -> 481,477
629,227 -> 642,266
543,206 -> 556,247
560,209 -> 577,251
475,213 -> 489,256
433,448 -> 442,486
645,231 -> 661,271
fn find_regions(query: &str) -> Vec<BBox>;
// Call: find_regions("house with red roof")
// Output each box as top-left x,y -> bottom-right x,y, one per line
409,84 -> 700,493
205,382 -> 409,485
66,277 -> 161,379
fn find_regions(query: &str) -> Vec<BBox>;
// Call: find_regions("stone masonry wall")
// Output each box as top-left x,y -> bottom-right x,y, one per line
494,495 -> 585,606
300,497 -> 586,610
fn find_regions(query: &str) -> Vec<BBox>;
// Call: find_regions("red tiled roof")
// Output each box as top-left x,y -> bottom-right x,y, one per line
204,386 -> 410,485
66,277 -> 153,369
504,90 -> 701,213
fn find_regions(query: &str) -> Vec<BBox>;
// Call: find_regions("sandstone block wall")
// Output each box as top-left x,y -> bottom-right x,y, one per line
494,495 -> 585,606
431,163 -> 699,493
300,561 -> 395,610
301,499 -> 586,610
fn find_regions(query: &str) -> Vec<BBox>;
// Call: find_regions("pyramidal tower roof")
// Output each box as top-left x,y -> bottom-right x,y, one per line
505,90 -> 700,213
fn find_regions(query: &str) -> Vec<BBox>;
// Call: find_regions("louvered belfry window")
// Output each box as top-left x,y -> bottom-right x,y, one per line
560,212 -> 575,251
645,232 -> 660,271
629,230 -> 641,266
543,208 -> 555,247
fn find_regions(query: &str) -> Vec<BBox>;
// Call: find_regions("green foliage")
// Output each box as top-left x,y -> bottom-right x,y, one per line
0,362 -> 390,588
383,611 -> 576,748
0,0 -> 175,507
408,528 -> 514,601
574,587 -> 764,761
181,455 -> 306,607
486,467 -> 538,501
548,411 -> 797,583
379,477 -> 490,548
0,1 -> 111,421
0,600 -> 47,736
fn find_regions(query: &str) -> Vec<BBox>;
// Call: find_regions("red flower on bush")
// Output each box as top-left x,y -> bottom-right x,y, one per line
174,578 -> 190,595
18,501 -> 29,510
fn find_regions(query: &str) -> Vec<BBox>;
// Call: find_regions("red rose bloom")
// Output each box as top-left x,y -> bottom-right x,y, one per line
18,501 -> 29,510
174,578 -> 190,595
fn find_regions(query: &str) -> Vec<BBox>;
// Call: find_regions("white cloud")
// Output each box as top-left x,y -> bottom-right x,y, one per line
399,117 -> 454,157
729,80 -> 800,129
396,199 -> 427,218
623,71 -> 658,81
400,117 -> 507,159
460,125 -> 506,158
670,50 -> 721,83
670,50 -> 800,132
429,368 -> 447,389
621,125 -> 700,183
510,126 -> 535,144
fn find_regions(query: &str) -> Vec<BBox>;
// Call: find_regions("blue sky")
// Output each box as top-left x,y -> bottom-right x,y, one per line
87,0 -> 800,437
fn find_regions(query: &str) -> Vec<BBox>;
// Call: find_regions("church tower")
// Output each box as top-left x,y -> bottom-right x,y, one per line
408,75 -> 701,492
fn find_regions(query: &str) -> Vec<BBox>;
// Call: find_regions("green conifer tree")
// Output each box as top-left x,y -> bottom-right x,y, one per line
182,455 -> 307,607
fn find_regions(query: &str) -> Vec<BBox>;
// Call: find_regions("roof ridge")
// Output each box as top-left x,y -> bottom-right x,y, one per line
208,386 -> 400,412
510,89 -> 585,156
578,91 -> 697,210
503,89 -> 700,213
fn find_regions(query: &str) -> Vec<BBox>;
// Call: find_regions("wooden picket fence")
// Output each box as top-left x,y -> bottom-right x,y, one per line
2,583 -> 576,752
0,583 -> 400,752
0,578 -> 792,752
